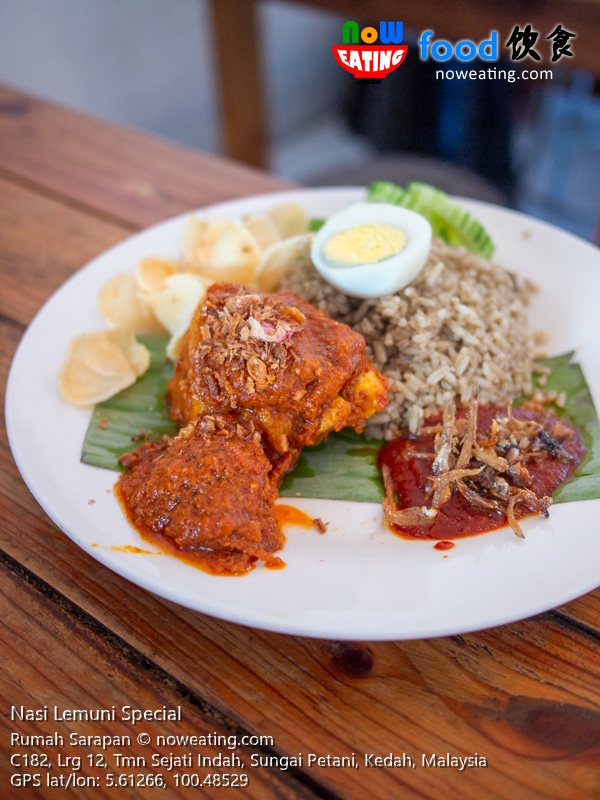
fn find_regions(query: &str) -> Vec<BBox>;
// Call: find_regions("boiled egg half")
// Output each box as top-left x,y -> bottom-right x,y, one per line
311,202 -> 432,298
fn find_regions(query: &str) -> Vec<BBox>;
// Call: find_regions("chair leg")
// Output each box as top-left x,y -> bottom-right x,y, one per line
209,0 -> 267,169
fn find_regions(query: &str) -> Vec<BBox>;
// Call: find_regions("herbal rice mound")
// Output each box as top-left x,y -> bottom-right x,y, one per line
281,239 -> 534,439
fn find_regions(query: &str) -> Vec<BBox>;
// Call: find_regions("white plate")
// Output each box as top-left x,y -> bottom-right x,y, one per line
6,188 -> 600,641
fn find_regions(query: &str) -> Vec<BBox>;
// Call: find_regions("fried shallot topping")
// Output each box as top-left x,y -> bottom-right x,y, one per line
313,517 -> 329,534
382,388 -> 575,538
197,290 -> 304,393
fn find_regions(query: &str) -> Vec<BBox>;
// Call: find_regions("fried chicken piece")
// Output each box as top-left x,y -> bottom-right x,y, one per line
167,283 -> 388,461
116,413 -> 283,575
118,285 -> 387,575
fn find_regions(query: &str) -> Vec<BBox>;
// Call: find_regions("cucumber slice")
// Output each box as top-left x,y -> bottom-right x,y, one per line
366,181 -> 407,205
367,180 -> 495,259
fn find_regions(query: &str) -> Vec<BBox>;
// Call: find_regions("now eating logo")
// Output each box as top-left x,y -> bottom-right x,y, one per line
333,21 -> 407,79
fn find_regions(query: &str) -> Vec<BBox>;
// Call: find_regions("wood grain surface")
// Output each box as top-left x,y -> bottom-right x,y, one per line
1,84 -> 600,800
0,85 -> 290,231
0,561 -> 318,800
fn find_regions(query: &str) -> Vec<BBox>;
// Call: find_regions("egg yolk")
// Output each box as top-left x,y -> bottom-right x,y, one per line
323,224 -> 407,267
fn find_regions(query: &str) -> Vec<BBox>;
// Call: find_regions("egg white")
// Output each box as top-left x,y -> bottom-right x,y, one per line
311,202 -> 432,298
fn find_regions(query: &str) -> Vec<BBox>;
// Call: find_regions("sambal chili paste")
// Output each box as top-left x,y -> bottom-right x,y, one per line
378,398 -> 586,541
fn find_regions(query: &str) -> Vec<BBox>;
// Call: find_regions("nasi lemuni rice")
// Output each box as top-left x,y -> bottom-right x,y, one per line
281,238 -> 535,439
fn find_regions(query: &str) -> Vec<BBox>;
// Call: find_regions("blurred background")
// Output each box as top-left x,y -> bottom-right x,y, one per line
1,0 -> 599,241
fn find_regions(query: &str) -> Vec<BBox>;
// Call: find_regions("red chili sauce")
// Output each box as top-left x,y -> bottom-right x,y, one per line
378,406 -> 586,541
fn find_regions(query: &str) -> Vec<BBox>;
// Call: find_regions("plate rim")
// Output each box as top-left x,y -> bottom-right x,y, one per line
6,186 -> 600,641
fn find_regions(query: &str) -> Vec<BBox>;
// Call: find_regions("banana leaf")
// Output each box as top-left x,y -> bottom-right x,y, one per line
81,340 -> 600,505
278,429 -> 384,501
526,352 -> 600,504
81,336 -> 178,471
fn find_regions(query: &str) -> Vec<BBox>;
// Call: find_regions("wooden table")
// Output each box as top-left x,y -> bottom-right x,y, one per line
1,83 -> 600,799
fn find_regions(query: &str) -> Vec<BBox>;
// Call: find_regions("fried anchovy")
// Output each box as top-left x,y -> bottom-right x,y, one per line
422,386 -> 559,537
382,466 -> 438,527
455,386 -> 479,469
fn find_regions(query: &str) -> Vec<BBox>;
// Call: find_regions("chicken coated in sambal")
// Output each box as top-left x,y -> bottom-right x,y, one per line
118,284 -> 388,573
